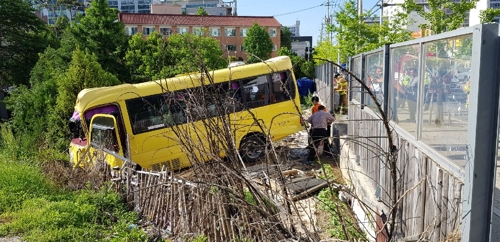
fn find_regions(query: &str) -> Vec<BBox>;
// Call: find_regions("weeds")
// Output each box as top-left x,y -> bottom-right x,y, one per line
316,188 -> 365,240
0,155 -> 148,241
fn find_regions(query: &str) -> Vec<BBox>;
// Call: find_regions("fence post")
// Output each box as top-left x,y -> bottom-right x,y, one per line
461,23 -> 500,242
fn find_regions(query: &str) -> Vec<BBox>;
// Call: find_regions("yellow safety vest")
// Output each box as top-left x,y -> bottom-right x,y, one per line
337,79 -> 348,95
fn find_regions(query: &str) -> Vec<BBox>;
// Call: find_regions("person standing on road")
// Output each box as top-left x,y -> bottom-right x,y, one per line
335,73 -> 349,115
305,105 -> 336,165
311,96 -> 327,114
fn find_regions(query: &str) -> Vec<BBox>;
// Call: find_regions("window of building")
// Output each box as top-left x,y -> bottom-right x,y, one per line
268,28 -> 277,37
160,27 -> 173,36
126,26 -> 139,35
143,26 -> 156,36
193,27 -> 202,36
240,45 -> 245,51
177,27 -> 189,35
210,27 -> 221,36
273,45 -> 277,51
225,27 -> 236,37
240,28 -> 248,37
227,45 -> 236,51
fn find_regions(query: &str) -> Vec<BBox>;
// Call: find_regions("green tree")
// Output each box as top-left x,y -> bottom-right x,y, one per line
480,8 -> 500,23
280,27 -> 292,50
71,0 -> 129,81
243,23 -> 274,63
0,0 -> 53,86
53,15 -> 70,39
49,48 -> 120,148
403,0 -> 477,34
125,32 -> 225,80
277,47 -> 315,79
196,7 -> 208,15
165,34 -> 226,76
57,0 -> 83,22
329,0 -> 381,63
327,0 -> 410,63
378,11 -> 412,45
312,39 -> 339,65
6,48 -> 66,156
125,32 -> 169,82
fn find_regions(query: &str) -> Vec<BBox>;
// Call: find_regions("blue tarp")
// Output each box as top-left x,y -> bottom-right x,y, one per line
297,77 -> 316,97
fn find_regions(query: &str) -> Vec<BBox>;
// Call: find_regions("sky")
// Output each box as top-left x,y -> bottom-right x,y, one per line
237,0 -> 380,47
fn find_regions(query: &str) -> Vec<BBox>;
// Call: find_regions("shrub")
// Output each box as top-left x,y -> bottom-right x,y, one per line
0,156 -> 148,241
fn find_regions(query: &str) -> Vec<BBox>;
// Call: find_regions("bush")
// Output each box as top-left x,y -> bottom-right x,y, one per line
0,156 -> 148,241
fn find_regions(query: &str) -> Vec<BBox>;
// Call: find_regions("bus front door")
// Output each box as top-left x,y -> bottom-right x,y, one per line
88,114 -> 125,170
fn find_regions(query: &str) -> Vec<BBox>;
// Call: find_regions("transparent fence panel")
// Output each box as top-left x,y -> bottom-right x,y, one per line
351,56 -> 362,102
390,44 -> 420,135
421,34 -> 472,165
364,51 -> 384,111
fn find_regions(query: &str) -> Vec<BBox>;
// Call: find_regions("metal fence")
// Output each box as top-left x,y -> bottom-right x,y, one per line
314,24 -> 500,241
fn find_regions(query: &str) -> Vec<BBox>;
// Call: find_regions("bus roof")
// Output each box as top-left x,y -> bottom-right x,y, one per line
74,56 -> 293,113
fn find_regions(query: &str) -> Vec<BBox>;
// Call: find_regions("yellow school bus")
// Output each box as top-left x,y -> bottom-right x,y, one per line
68,56 -> 303,171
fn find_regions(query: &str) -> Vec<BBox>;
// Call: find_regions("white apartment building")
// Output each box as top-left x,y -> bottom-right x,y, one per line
283,20 -> 300,37
470,0 -> 500,25
381,0 -> 473,34
32,0 -> 87,25
150,0 -> 233,15
108,0 -> 153,13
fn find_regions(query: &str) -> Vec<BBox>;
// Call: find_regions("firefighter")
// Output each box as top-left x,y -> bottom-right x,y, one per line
334,73 -> 348,115
463,77 -> 470,109
399,68 -> 411,108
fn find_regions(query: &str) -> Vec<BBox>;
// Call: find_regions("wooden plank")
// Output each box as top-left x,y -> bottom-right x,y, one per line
285,178 -> 328,195
432,167 -> 443,242
440,172 -> 449,240
416,157 -> 427,236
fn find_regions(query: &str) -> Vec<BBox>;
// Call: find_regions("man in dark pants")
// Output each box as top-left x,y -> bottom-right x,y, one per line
305,105 -> 336,165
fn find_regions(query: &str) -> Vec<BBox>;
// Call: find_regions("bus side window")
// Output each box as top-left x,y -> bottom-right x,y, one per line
242,75 -> 269,108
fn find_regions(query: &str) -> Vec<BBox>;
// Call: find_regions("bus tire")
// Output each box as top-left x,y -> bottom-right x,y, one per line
240,135 -> 265,163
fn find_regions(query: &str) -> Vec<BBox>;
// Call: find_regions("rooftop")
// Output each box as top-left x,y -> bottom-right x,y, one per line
118,13 -> 282,27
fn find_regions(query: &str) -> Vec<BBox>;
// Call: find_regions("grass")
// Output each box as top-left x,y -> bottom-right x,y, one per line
316,163 -> 365,240
0,155 -> 149,241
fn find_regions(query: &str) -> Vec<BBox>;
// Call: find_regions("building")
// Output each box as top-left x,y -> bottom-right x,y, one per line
283,20 -> 300,37
32,0 -> 87,25
118,13 -> 281,60
150,0 -> 233,16
108,0 -> 153,13
290,36 -> 312,58
470,0 -> 500,25
381,0 -> 471,35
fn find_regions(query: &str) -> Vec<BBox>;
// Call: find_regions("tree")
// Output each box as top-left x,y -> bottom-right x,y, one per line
57,0 -> 83,22
125,32 -> 225,80
196,7 -> 208,15
243,23 -> 274,63
280,27 -> 292,50
125,32 -> 168,82
71,0 -> 129,81
403,0 -> 477,34
329,0 -> 381,63
327,0 -> 410,63
49,48 -> 120,148
277,47 -> 315,79
312,39 -> 339,65
53,15 -> 70,39
377,11 -> 412,45
0,0 -> 53,86
480,8 -> 500,23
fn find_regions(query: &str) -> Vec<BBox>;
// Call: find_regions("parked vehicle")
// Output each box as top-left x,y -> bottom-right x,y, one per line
68,56 -> 304,171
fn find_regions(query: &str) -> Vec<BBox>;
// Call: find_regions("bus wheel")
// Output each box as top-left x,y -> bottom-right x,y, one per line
240,135 -> 265,163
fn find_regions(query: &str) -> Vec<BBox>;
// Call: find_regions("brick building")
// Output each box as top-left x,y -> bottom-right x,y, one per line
118,13 -> 281,60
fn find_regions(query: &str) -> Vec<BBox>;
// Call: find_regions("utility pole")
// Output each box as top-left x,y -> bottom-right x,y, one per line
380,0 -> 383,26
358,0 -> 362,22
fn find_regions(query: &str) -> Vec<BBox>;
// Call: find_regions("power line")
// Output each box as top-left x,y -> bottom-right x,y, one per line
273,4 -> 324,17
